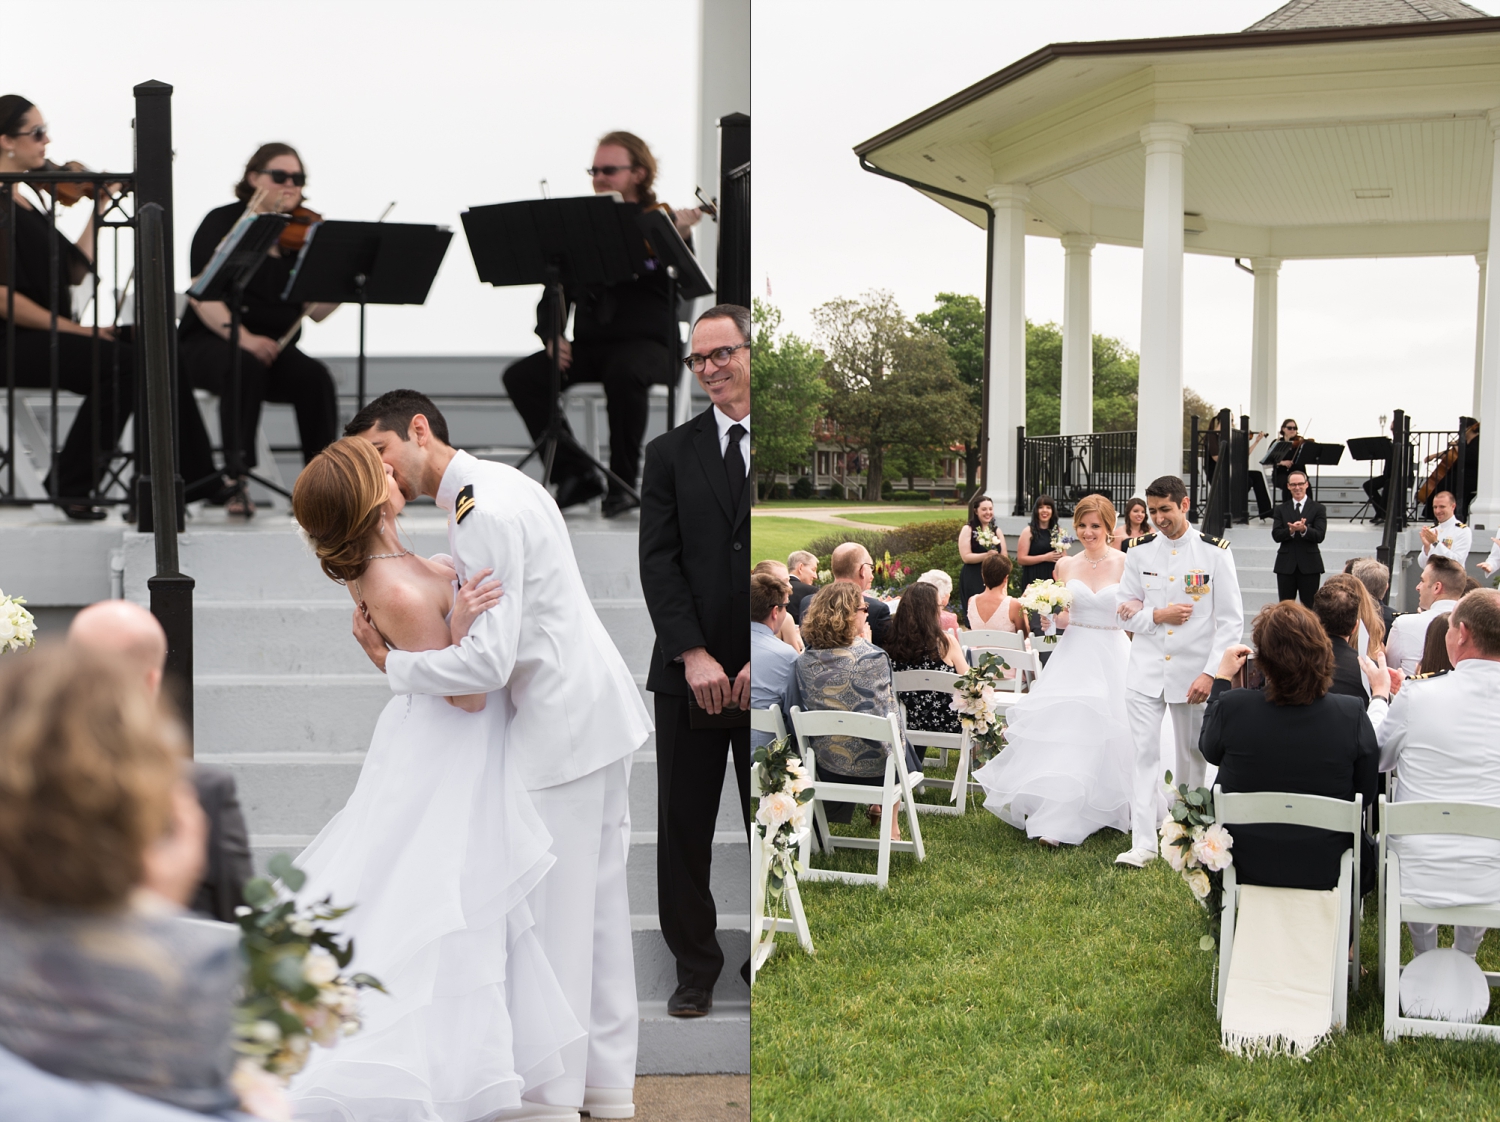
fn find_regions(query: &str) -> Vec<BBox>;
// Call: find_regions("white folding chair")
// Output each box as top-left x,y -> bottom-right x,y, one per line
959,629 -> 1028,655
892,668 -> 980,815
1213,786 -> 1364,1029
1378,796 -> 1500,1043
750,701 -> 816,869
749,822 -> 814,982
789,707 -> 925,889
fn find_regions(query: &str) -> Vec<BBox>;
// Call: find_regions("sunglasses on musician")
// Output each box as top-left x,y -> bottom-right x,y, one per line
586,165 -> 637,177
258,169 -> 307,187
683,343 -> 750,373
9,124 -> 47,142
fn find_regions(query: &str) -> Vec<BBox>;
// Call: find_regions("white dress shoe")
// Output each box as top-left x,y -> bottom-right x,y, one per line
1114,847 -> 1155,868
582,1087 -> 635,1118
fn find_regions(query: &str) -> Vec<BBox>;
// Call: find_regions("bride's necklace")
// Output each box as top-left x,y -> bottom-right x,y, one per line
366,547 -> 413,560
1081,547 -> 1110,569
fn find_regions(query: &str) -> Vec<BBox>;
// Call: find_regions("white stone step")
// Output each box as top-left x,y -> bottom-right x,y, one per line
626,833 -> 749,915
632,916 -> 750,1005
637,1002 -> 750,1075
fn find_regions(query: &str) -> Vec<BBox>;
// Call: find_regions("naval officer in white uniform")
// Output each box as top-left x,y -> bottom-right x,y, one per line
347,390 -> 651,1122
1419,489 -> 1472,569
1115,474 -> 1245,867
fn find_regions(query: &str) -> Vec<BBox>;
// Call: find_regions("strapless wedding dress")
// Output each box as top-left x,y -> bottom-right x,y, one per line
288,688 -> 582,1122
972,580 -> 1134,845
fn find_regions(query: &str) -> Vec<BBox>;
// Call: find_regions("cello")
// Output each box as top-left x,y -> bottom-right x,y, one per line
1416,420 -> 1480,505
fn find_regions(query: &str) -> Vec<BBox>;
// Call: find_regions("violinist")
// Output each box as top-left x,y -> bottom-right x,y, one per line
178,143 -> 340,516
0,94 -> 221,520
1269,418 -> 1309,503
502,130 -> 703,518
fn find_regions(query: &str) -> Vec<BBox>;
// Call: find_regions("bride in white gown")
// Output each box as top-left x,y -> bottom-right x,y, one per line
286,438 -> 582,1122
973,494 -> 1134,846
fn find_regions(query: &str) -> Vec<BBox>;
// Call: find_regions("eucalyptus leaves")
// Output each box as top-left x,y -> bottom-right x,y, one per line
1160,773 -> 1234,950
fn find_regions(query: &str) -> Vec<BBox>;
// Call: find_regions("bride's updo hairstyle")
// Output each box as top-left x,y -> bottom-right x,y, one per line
1071,494 -> 1117,535
292,437 -> 389,584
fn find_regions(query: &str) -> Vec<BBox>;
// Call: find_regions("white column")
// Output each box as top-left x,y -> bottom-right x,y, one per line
1248,257 -> 1281,438
1135,122 -> 1193,489
1475,252 -> 1487,420
984,184 -> 1029,512
1474,110 -> 1500,527
1060,234 -> 1096,435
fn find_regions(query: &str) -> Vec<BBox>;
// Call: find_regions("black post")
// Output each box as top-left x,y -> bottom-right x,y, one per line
1189,414 -> 1200,522
1220,409 -> 1233,533
133,81 -> 184,533
1377,408 -> 1406,584
355,273 -> 368,410
1232,414 -> 1251,524
716,112 -> 749,307
1013,425 -> 1026,517
1454,415 -> 1468,523
139,204 -> 194,742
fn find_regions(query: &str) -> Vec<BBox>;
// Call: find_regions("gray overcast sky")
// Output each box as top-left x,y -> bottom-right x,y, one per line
18,0 -> 696,359
754,0 -> 1490,444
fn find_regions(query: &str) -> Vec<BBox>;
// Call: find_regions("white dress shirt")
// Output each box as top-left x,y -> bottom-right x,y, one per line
712,407 -> 750,475
750,619 -> 799,749
1385,600 -> 1459,676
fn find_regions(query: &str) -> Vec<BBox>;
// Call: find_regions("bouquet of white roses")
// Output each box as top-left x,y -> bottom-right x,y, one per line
0,589 -> 37,653
974,524 -> 1001,551
1049,528 -> 1076,556
752,736 -> 815,925
1018,579 -> 1072,618
949,652 -> 1010,765
1159,771 -> 1234,949
230,854 -> 385,1117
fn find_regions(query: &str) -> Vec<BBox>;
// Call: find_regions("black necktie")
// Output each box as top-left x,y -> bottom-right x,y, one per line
725,423 -> 747,509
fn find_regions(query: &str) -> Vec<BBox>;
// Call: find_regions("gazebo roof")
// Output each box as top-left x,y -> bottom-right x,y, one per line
856,6 -> 1500,259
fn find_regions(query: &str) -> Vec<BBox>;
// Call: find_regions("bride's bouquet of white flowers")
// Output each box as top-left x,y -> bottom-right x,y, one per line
0,589 -> 37,654
949,652 -> 1010,765
1160,772 -> 1235,950
752,736 -> 815,922
1018,579 -> 1073,619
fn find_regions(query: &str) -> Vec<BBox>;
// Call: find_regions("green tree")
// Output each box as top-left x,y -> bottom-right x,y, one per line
749,299 -> 829,489
915,293 -> 984,496
813,291 -> 971,501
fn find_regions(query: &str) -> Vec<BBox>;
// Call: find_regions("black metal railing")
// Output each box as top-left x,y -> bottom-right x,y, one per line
1014,428 -> 1136,516
1404,425 -> 1470,523
717,111 -> 748,307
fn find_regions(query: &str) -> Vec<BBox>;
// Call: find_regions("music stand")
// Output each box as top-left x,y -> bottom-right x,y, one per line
186,211 -> 289,503
282,221 -> 453,412
461,195 -> 648,496
1302,441 -> 1345,503
1347,436 -> 1392,522
635,207 -> 713,406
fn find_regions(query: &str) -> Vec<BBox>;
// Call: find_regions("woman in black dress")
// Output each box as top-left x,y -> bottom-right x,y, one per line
0,95 -> 219,518
957,491 -> 1006,620
179,143 -> 341,515
1114,496 -> 1150,551
1015,494 -> 1064,590
884,582 -> 968,743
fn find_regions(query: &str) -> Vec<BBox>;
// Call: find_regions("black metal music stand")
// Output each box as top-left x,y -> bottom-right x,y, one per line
1346,436 -> 1391,522
187,211 -> 289,502
1302,441 -> 1345,504
461,195 -> 647,495
282,220 -> 453,412
636,206 -> 713,421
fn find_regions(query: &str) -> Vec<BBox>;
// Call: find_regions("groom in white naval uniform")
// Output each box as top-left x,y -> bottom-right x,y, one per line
1115,474 -> 1244,868
347,390 -> 651,1122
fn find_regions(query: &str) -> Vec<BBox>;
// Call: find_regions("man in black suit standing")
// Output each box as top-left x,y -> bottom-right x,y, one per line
1272,469 -> 1326,608
639,304 -> 751,1019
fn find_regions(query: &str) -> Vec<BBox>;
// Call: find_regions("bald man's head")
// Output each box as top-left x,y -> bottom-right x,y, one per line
68,601 -> 168,698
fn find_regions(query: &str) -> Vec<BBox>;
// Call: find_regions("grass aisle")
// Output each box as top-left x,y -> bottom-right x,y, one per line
751,775 -> 1500,1121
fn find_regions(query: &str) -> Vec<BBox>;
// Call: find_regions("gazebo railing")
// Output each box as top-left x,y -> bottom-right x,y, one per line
1014,428 -> 1135,516
1404,425 -> 1468,522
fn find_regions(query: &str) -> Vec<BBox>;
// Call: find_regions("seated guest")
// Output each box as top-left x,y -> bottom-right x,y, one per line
1350,557 -> 1397,642
784,582 -> 921,834
915,568 -> 959,634
1386,556 -> 1465,674
752,560 -> 803,652
1416,612 -> 1455,677
68,600 -> 252,922
1312,576 -> 1369,702
824,542 -> 892,647
750,571 -> 800,750
787,550 -> 820,625
967,552 -> 1023,633
0,647 -> 241,1113
1201,601 -> 1383,895
884,582 -> 969,748
1370,589 -> 1500,956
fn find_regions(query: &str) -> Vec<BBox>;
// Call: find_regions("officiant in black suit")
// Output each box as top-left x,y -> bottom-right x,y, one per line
638,304 -> 751,1019
1272,469 -> 1326,608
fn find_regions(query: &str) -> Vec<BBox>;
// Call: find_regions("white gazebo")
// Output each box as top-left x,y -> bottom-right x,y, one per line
855,0 -> 1500,524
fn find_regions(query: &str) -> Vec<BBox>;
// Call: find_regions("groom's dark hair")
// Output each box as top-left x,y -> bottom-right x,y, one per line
344,390 -> 450,445
1144,474 -> 1187,504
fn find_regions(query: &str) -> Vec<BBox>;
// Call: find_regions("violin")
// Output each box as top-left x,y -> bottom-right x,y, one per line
278,204 -> 323,253
38,159 -> 96,207
1417,421 -> 1480,505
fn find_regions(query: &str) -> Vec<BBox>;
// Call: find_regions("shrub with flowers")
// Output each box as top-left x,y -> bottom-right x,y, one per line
752,735 -> 815,923
870,550 -> 912,592
230,854 -> 385,1118
0,589 -> 37,653
949,652 -> 1010,766
1160,772 -> 1234,950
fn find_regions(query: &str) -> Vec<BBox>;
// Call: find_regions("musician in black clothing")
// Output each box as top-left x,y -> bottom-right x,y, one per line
0,95 -> 221,519
179,143 -> 341,515
502,131 -> 703,519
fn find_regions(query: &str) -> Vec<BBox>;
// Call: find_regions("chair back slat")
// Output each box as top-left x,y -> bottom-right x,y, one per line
790,708 -> 901,745
751,704 -> 788,742
1382,799 -> 1500,842
892,669 -> 961,693
961,629 -> 1027,652
1214,788 -> 1363,834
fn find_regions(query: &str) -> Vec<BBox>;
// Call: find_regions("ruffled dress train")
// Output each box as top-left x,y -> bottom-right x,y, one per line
289,691 -> 582,1122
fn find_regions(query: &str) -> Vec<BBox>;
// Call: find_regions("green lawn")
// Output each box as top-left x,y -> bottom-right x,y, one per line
752,771 -> 1500,1122
835,509 -> 967,529
753,516 -> 829,566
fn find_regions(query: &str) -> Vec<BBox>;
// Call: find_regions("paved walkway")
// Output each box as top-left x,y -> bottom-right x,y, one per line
628,1075 -> 750,1122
